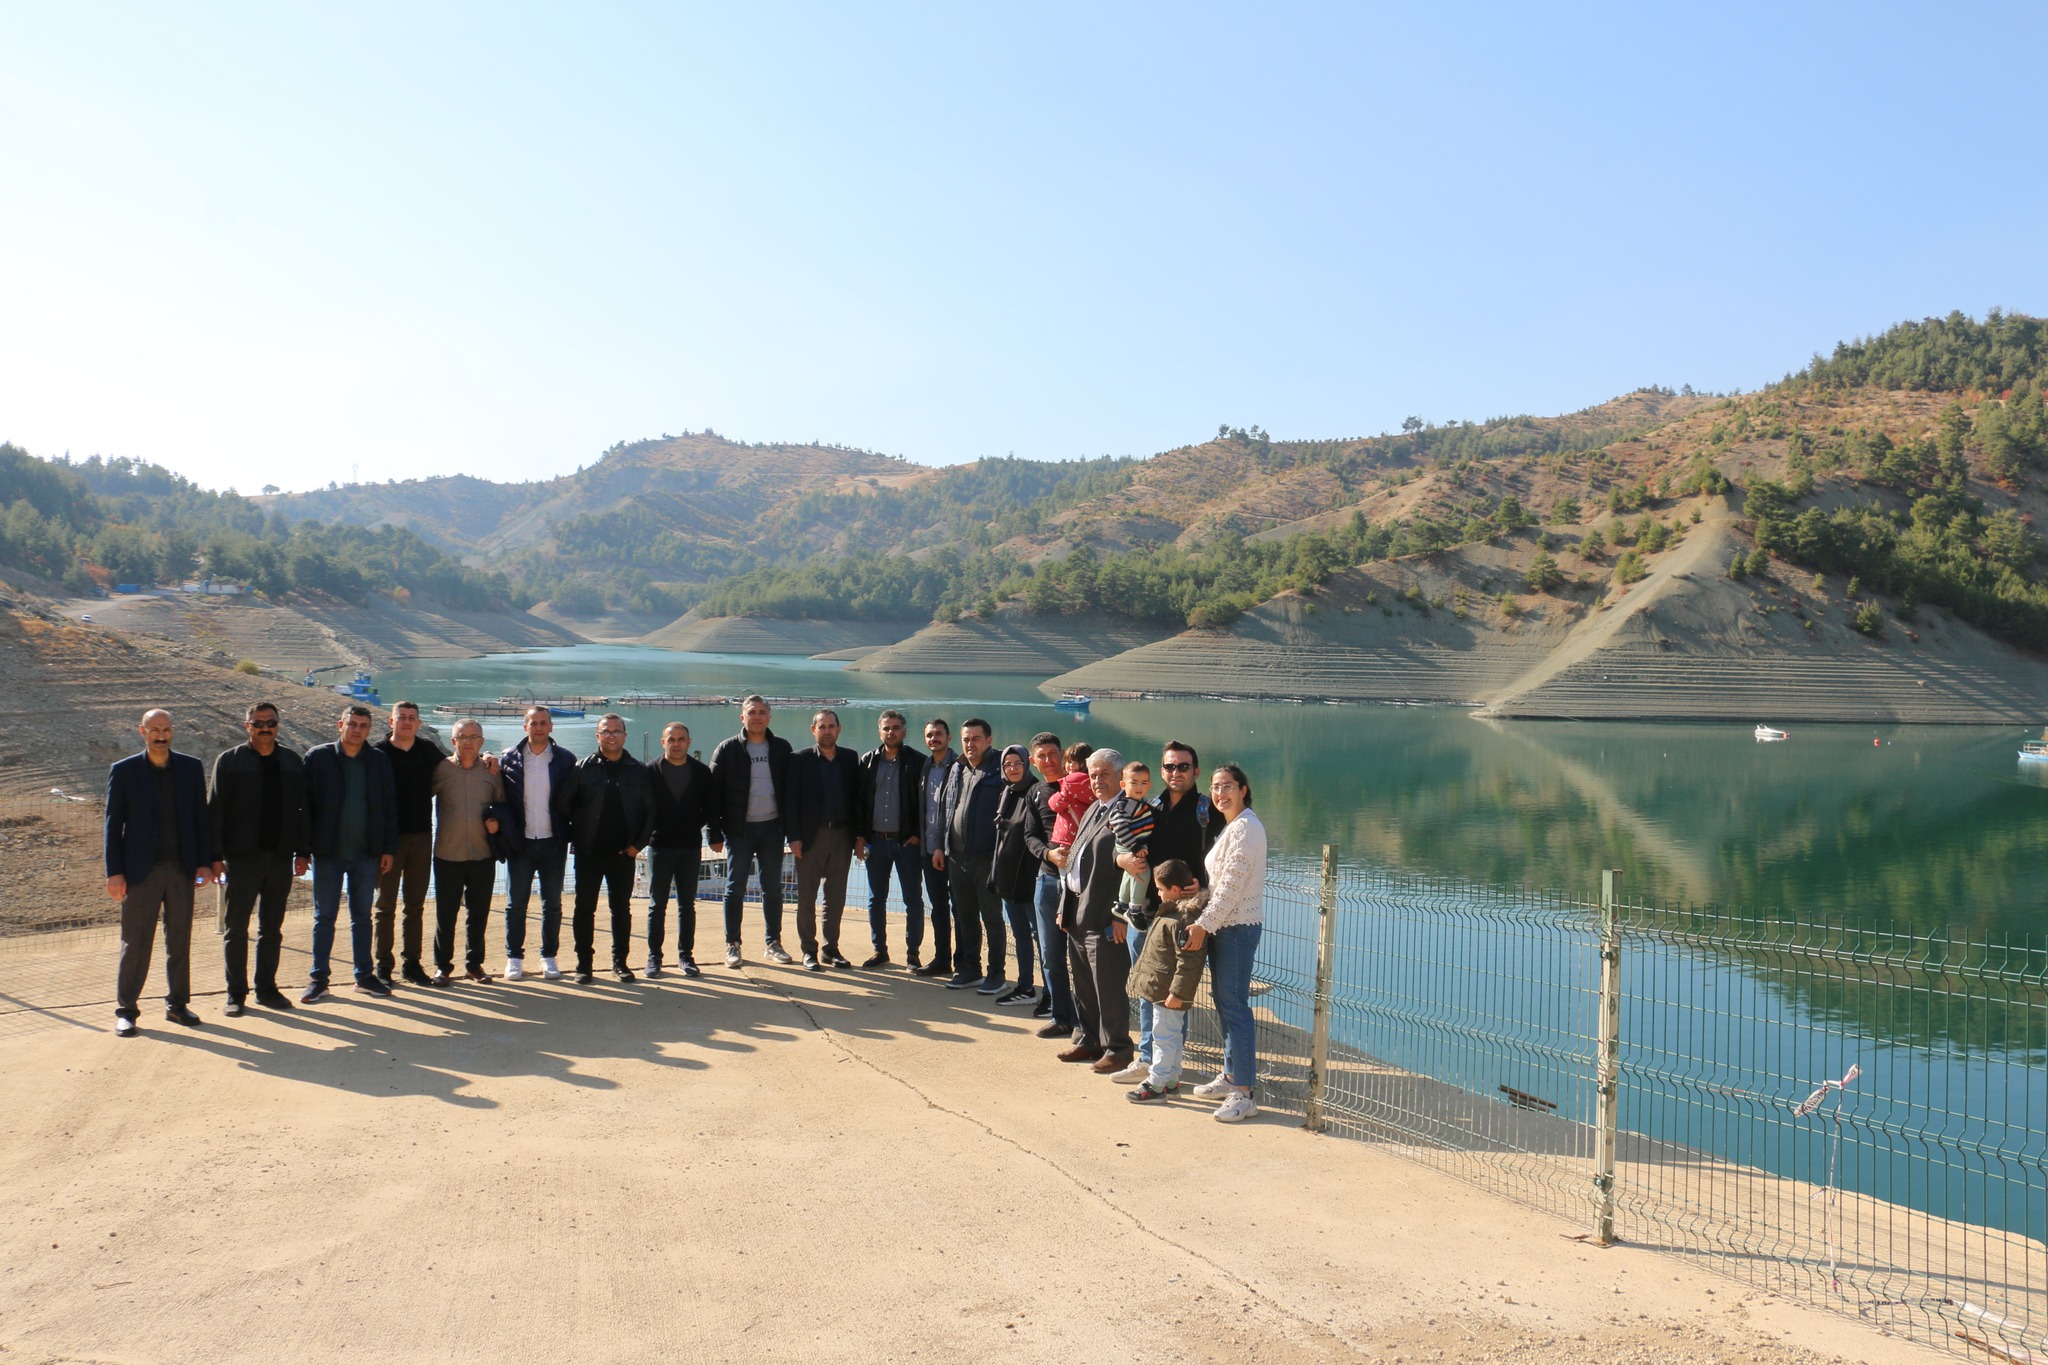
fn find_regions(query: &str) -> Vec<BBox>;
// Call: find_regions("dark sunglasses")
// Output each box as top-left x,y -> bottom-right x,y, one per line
248,720 -> 278,730
1161,762 -> 1193,772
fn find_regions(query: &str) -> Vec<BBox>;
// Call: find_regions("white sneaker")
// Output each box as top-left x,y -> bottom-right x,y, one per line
1213,1093 -> 1258,1123
504,959 -> 526,982
1190,1076 -> 1234,1100
725,942 -> 743,968
1107,1060 -> 1150,1084
541,957 -> 562,981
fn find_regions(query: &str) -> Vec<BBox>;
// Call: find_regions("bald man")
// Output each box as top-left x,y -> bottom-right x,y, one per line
104,708 -> 218,1036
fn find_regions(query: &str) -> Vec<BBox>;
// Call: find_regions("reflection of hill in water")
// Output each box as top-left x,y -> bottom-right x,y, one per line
1136,700 -> 2048,938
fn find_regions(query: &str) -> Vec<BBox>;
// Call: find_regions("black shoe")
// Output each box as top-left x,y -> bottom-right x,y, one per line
355,976 -> 393,999
995,984 -> 1035,1005
861,951 -> 891,969
906,952 -> 923,972
401,963 -> 434,987
166,1004 -> 202,1027
222,998 -> 246,1018
680,958 -> 702,978
614,964 -> 636,982
301,981 -> 331,1005
255,990 -> 294,1011
944,971 -> 980,990
1031,996 -> 1053,1018
376,971 -> 397,992
824,949 -> 853,970
912,959 -> 951,978
802,953 -> 826,973
576,969 -> 595,985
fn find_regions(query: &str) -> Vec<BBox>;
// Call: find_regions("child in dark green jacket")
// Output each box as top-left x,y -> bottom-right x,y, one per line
1125,859 -> 1208,1102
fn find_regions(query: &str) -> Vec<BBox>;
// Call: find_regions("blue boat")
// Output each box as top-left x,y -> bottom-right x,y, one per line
331,668 -> 381,708
1054,693 -> 1092,711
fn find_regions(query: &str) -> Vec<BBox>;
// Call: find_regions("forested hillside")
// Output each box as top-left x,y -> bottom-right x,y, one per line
0,448 -> 518,608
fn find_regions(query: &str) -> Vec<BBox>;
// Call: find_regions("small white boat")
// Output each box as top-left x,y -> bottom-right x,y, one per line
1755,725 -> 1789,742
2021,740 -> 2048,764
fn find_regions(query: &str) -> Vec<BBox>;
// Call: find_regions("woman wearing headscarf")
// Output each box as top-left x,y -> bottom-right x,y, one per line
986,744 -> 1041,1007
1183,762 -> 1265,1122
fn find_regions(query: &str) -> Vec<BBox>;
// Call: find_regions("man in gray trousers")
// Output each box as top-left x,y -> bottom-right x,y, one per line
104,709 -> 218,1037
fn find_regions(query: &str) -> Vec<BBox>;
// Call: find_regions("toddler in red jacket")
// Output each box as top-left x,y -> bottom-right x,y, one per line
1047,741 -> 1095,846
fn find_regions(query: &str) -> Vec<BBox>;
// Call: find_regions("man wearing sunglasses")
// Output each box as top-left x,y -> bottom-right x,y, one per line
208,701 -> 311,1016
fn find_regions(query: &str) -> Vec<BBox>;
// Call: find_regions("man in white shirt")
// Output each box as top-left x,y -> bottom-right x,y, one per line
501,706 -> 576,981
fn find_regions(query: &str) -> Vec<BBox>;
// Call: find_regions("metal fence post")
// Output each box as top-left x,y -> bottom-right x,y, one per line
1306,844 -> 1339,1133
1593,868 -> 1622,1245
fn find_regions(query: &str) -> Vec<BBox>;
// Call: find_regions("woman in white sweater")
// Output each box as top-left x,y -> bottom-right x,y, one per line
1183,762 -> 1266,1123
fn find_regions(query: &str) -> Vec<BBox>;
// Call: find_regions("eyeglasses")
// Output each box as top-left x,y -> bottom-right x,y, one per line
248,721 -> 278,730
1162,762 -> 1193,772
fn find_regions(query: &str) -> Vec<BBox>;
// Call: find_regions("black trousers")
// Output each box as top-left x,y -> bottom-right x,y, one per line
946,851 -> 1002,980
646,846 -> 701,966
117,861 -> 195,1021
433,857 -> 496,973
1067,926 -> 1133,1054
573,849 -> 637,972
920,852 -> 953,970
223,850 -> 296,1001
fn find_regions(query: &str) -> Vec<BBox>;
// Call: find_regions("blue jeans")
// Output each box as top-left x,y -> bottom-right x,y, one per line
723,820 -> 786,946
1147,1001 -> 1192,1089
1003,896 -> 1036,987
310,854 -> 379,985
505,836 -> 567,961
1035,870 -> 1075,1027
1130,924 -> 1155,1062
863,833 -> 925,955
922,851 -> 953,970
1210,922 -> 1264,1092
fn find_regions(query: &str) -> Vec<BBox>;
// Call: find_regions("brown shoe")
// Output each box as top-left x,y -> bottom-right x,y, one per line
430,970 -> 453,987
464,966 -> 492,983
1091,1051 -> 1134,1074
1056,1045 -> 1104,1064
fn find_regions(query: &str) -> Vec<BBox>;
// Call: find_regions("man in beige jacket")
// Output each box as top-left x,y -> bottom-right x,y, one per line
430,719 -> 505,984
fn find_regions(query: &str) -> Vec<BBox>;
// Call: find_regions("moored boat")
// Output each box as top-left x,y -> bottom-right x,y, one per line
1755,725 -> 1788,742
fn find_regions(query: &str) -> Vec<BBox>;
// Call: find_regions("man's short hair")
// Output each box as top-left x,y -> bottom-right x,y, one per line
1030,731 -> 1061,751
525,704 -> 552,721
812,708 -> 839,727
961,717 -> 991,739
246,701 -> 278,721
598,712 -> 627,729
741,693 -> 768,710
343,704 -> 372,721
392,700 -> 420,715
925,717 -> 951,736
1154,858 -> 1198,890
662,722 -> 690,739
1087,747 -> 1124,772
1163,739 -> 1199,767
451,718 -> 484,739
880,709 -> 907,727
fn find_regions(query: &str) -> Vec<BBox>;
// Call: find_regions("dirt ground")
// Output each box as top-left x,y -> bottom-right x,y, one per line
0,915 -> 1951,1365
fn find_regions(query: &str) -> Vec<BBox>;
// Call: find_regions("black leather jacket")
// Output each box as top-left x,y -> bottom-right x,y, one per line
557,751 -> 655,857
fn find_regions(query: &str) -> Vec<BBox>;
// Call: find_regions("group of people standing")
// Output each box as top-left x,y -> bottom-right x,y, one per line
102,693 -> 1270,1122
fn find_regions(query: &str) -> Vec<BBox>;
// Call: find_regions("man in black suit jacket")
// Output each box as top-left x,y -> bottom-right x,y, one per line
209,700 -> 311,1015
644,722 -> 723,978
1053,748 -> 1133,1069
103,708 -> 218,1036
787,709 -> 866,971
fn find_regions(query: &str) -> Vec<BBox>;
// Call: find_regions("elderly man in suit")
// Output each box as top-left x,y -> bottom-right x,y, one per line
1051,747 -> 1133,1072
104,708 -> 219,1036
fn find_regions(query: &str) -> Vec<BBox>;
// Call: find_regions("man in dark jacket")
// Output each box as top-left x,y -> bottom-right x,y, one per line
1053,747 -> 1134,1070
373,700 -> 445,988
209,700 -> 311,1015
708,695 -> 794,967
787,709 -> 866,971
856,710 -> 926,970
557,713 -> 655,984
933,717 -> 1005,992
911,718 -> 957,977
104,708 -> 218,1036
645,721 -> 722,978
1021,731 -> 1075,1035
499,706 -> 578,981
302,705 -> 399,1003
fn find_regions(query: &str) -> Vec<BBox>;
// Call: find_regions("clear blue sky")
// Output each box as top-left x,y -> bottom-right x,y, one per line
3,4 -> 2044,494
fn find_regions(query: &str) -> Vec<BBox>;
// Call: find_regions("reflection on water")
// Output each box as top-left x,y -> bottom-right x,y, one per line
378,647 -> 2048,936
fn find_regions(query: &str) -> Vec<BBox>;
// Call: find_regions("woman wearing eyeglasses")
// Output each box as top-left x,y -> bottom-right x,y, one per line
1181,763 -> 1265,1123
